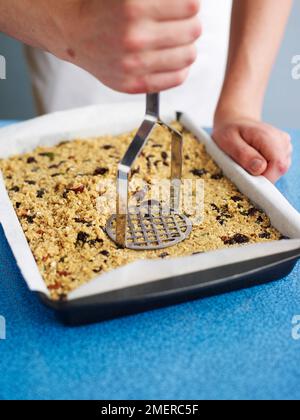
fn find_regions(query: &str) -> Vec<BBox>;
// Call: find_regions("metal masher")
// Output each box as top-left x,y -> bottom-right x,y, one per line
106,93 -> 193,250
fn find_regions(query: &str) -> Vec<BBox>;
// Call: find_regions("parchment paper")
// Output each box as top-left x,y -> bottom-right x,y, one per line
0,103 -> 299,301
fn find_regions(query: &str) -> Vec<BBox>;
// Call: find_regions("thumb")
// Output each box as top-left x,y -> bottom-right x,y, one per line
213,128 -> 268,176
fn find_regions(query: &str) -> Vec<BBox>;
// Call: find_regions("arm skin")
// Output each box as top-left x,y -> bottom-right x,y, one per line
0,0 -> 201,93
0,1 -> 61,49
213,0 -> 293,183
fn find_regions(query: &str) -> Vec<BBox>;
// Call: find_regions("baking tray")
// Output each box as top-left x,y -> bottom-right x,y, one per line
0,104 -> 300,325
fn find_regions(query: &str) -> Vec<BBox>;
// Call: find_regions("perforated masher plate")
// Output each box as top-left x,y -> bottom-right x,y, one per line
106,200 -> 193,251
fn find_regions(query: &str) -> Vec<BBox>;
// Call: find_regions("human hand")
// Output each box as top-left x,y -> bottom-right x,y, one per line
44,0 -> 201,93
212,117 -> 292,184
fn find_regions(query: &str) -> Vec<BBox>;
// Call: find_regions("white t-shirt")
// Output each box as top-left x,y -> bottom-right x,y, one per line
26,0 -> 232,125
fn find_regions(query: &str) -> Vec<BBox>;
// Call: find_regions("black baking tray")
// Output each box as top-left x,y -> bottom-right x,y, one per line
2,113 -> 299,325
38,246 -> 300,326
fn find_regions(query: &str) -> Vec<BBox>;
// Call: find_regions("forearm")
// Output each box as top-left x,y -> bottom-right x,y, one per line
215,0 -> 293,122
0,0 -> 66,51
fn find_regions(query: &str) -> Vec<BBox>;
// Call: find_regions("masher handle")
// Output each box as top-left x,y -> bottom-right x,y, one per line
146,93 -> 160,119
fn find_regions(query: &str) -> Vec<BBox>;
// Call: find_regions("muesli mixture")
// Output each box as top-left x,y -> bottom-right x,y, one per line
0,123 -> 282,299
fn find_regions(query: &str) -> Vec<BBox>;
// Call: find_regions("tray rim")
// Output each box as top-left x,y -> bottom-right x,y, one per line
37,246 -> 300,325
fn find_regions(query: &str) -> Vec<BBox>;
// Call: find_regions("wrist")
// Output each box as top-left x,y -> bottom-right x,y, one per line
214,96 -> 263,127
214,73 -> 266,127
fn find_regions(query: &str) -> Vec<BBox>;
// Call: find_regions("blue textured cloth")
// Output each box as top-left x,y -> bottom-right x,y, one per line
0,121 -> 299,401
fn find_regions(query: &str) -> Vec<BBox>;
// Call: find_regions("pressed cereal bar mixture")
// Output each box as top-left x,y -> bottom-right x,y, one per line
0,123 -> 282,299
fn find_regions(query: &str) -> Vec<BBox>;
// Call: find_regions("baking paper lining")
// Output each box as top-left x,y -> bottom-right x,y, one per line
0,103 -> 299,300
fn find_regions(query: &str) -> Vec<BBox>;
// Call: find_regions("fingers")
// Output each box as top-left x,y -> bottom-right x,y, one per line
213,127 -> 268,175
126,0 -> 201,22
122,44 -> 197,75
263,160 -> 290,184
117,13 -> 200,93
146,0 -> 200,21
115,0 -> 201,94
262,152 -> 292,183
152,17 -> 202,49
240,126 -> 292,183
125,67 -> 191,94
124,16 -> 202,52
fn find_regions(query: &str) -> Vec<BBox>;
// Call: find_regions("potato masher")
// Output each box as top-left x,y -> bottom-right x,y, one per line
106,93 -> 192,250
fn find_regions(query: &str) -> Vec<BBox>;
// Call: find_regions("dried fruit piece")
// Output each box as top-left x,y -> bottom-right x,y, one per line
76,232 -> 90,246
10,186 -> 20,192
211,203 -> 220,212
25,215 -> 36,224
216,216 -> 225,226
48,282 -> 62,291
36,189 -> 46,198
259,232 -> 271,239
191,169 -> 208,177
100,250 -> 110,257
74,218 -> 92,227
62,190 -> 69,199
231,196 -> 242,202
39,152 -> 55,161
68,184 -> 85,194
89,238 -> 104,247
49,161 -> 66,169
239,210 -> 248,217
211,173 -> 224,180
146,155 -> 153,170
216,204 -> 232,225
159,252 -> 169,259
57,271 -> 71,277
279,235 -> 290,240
93,268 -> 103,274
161,151 -> 168,161
25,180 -> 36,185
27,157 -> 37,164
93,167 -> 109,176
131,167 -> 140,176
247,207 -> 259,217
221,234 -> 250,245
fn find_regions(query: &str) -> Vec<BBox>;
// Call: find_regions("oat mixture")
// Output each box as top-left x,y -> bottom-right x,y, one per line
0,123 -> 282,299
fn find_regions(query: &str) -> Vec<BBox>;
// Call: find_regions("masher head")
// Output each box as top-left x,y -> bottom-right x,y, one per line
106,200 -> 192,251
105,93 -> 193,250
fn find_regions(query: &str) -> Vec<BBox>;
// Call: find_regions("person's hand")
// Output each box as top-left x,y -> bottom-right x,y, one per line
212,117 -> 293,184
44,0 -> 201,93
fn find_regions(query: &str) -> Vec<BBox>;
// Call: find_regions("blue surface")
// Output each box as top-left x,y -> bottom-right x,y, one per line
0,121 -> 300,401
